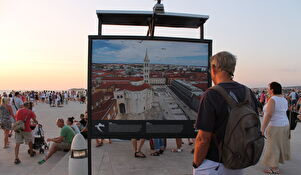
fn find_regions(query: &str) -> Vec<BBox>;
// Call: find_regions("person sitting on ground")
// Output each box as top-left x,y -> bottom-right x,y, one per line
79,113 -> 86,129
67,117 -> 81,134
75,120 -> 82,130
14,102 -> 38,164
80,114 -> 88,139
38,118 -> 75,164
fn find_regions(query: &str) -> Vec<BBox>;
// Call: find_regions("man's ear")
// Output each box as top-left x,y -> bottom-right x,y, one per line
211,65 -> 216,76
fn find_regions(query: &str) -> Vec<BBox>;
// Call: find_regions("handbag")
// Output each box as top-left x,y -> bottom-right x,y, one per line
10,116 -> 15,123
287,110 -> 298,130
13,112 -> 29,133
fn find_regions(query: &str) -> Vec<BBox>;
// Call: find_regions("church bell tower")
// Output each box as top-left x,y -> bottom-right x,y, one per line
143,49 -> 150,84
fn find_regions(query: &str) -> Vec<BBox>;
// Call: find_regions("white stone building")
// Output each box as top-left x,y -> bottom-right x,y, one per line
114,83 -> 153,115
150,77 -> 166,85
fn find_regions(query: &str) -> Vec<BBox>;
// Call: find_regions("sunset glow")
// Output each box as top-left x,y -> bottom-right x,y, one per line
1,0 -> 300,90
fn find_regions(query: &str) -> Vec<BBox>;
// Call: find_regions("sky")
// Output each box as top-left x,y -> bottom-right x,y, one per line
92,40 -> 208,66
0,0 -> 300,90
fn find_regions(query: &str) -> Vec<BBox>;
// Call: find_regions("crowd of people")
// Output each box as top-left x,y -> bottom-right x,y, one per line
253,88 -> 301,116
0,90 -> 87,108
0,90 -> 87,165
1,52 -> 301,174
38,113 -> 89,164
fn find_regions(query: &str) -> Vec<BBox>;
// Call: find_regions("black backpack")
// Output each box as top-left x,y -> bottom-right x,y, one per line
212,85 -> 264,169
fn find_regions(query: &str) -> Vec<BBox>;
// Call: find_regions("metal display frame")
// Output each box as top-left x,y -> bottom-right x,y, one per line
88,35 -> 212,139
87,10 -> 212,175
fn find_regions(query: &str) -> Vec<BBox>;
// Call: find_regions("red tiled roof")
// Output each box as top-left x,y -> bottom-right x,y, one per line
92,91 -> 104,102
118,83 -> 151,91
102,77 -> 143,81
92,98 -> 116,120
92,91 -> 113,103
95,82 -> 131,89
150,72 -> 164,78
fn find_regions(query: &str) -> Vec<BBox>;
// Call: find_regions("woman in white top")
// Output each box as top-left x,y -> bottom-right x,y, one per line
261,82 -> 290,174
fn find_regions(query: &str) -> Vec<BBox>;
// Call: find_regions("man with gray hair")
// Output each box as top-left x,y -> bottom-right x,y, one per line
192,51 -> 258,175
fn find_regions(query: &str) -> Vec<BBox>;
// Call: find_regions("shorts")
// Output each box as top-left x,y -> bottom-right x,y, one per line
15,132 -> 33,144
53,141 -> 71,151
193,159 -> 243,175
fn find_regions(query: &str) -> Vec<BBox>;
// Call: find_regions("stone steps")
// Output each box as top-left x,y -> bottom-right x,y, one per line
29,151 -> 68,175
47,152 -> 70,175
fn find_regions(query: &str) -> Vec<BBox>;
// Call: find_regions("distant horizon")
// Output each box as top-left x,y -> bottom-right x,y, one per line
0,88 -> 86,92
93,62 -> 208,67
1,85 -> 301,92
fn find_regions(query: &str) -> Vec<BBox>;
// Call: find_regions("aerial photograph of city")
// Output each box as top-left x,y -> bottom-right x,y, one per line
91,39 -> 209,121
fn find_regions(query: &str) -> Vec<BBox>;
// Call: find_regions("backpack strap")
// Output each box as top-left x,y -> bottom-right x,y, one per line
210,85 -> 237,108
12,98 -> 18,111
210,85 -> 251,168
244,86 -> 252,104
209,85 -> 236,168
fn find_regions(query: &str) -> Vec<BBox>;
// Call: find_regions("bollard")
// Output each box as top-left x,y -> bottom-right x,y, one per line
68,134 -> 88,175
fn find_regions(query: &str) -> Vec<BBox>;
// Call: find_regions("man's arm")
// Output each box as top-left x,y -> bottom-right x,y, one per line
31,112 -> 38,124
193,129 -> 213,167
81,127 -> 87,132
47,136 -> 64,143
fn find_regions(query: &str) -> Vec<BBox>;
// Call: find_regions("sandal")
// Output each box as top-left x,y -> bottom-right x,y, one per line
171,148 -> 183,152
29,150 -> 36,157
14,158 -> 21,164
96,142 -> 103,147
135,151 -> 146,158
150,152 -> 160,156
263,168 -> 280,174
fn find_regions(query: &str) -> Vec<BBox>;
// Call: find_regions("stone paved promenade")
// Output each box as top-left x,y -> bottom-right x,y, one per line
0,102 -> 300,175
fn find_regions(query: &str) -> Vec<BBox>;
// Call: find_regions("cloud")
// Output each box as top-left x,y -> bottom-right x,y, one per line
92,40 -> 209,66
